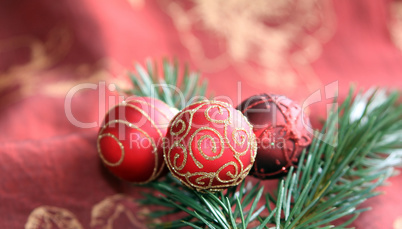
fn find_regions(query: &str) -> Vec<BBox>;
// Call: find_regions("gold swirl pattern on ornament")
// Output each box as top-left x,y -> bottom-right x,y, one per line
205,104 -> 231,124
232,128 -> 247,147
124,103 -> 163,139
222,110 -> 256,158
194,173 -> 214,187
124,100 -> 173,179
215,161 -> 239,183
170,109 -> 194,136
171,142 -> 188,171
98,119 -> 160,184
180,161 -> 253,192
225,126 -> 250,157
164,100 -> 257,191
171,119 -> 186,136
123,102 -> 168,180
166,101 -> 222,172
188,127 -> 225,168
97,133 -> 125,167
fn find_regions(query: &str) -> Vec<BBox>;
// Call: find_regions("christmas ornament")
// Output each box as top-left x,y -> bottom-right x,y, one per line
112,62 -> 402,228
97,97 -> 177,183
163,100 -> 257,192
237,94 -> 312,179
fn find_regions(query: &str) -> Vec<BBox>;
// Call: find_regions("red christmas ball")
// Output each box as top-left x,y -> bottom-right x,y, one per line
237,94 -> 313,179
164,100 -> 257,192
97,97 -> 177,183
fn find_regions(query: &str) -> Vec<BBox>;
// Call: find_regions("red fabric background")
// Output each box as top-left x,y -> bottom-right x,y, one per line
1,0 -> 402,228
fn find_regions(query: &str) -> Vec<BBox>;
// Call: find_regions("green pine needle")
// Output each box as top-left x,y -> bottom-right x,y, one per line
124,59 -> 210,109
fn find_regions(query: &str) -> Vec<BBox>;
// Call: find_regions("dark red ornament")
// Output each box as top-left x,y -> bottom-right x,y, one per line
236,94 -> 312,179
97,97 -> 177,183
163,100 -> 257,192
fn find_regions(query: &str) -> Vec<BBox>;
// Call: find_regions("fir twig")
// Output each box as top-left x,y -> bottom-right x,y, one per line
281,88 -> 402,228
127,61 -> 402,228
124,59 -> 210,109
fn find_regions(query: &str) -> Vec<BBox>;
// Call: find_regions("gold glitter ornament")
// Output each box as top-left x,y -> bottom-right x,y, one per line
97,97 -> 177,183
163,100 -> 257,192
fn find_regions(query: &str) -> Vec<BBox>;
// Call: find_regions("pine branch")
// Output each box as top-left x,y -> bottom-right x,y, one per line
138,88 -> 401,229
281,88 -> 402,228
124,59 -> 210,109
125,61 -> 402,228
140,174 -> 269,229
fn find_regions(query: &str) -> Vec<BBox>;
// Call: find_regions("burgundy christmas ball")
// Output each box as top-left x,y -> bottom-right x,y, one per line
97,97 -> 177,183
236,94 -> 313,179
163,100 -> 257,192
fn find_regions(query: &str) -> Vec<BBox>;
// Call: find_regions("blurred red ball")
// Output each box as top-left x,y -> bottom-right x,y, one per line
164,100 -> 257,192
237,94 -> 312,179
97,97 -> 177,183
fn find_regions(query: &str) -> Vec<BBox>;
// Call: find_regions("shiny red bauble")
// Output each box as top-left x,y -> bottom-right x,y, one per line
164,100 -> 257,192
237,94 -> 313,179
97,97 -> 177,183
